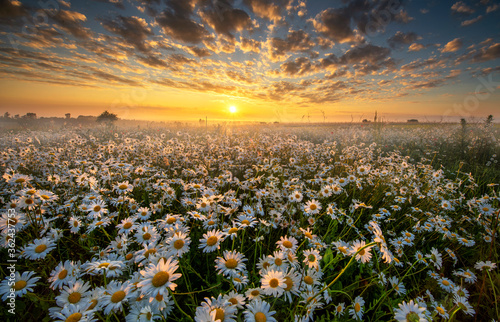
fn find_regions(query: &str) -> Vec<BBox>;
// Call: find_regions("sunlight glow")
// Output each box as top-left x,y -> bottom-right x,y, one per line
229,106 -> 237,113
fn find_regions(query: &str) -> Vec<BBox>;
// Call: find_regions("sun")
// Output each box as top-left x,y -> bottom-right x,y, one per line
229,106 -> 237,113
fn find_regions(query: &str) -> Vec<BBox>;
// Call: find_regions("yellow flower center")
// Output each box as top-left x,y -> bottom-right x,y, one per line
358,248 -> 365,256
241,219 -> 250,225
167,217 -> 176,224
225,258 -> 238,269
143,233 -> 151,240
206,236 -> 218,246
309,204 -> 317,210
88,299 -> 98,310
98,263 -> 110,268
173,239 -> 185,250
111,290 -> 126,303
228,228 -> 238,234
58,269 -> 68,279
68,292 -> 82,304
228,298 -> 238,305
274,258 -> 283,266
41,195 -> 50,200
65,312 -> 82,322
284,276 -> 293,291
354,302 -> 361,312
93,205 -> 101,212
118,184 -> 128,190
308,254 -> 316,262
442,280 -> 450,286
213,308 -> 225,321
144,249 -> 157,258
251,290 -> 260,296
152,271 -> 170,287
282,240 -> 293,249
123,222 -> 132,229
14,280 -> 27,291
304,276 -> 313,285
35,244 -> 47,253
255,312 -> 267,322
269,278 -> 279,288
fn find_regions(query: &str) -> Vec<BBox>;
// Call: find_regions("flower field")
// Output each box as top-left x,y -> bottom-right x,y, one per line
0,123 -> 499,321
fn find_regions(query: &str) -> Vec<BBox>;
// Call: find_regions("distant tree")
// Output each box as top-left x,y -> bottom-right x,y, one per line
65,113 -> 71,119
3,112 -> 10,119
97,110 -> 118,124
486,115 -> 493,125
24,113 -> 37,119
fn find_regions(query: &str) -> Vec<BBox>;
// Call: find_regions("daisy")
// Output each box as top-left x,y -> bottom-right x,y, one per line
228,272 -> 247,292
199,229 -> 224,253
87,200 -> 107,219
282,268 -> 301,303
21,237 -> 57,260
394,300 -> 427,322
115,181 -> 133,194
223,290 -> 246,309
453,269 -> 477,283
289,190 -> 303,202
83,259 -> 125,278
261,269 -> 286,297
134,226 -> 159,246
49,260 -> 78,290
389,276 -> 406,296
137,207 -> 152,221
18,195 -> 36,210
51,303 -> 96,322
235,214 -> 258,229
304,199 -> 321,215
146,292 -> 174,315
56,280 -> 92,307
101,280 -> 132,314
0,211 -> 26,233
245,288 -> 264,301
196,197 -> 212,212
276,235 -> 298,253
0,270 -> 40,301
474,260 -> 496,271
349,296 -> 365,321
126,304 -> 159,322
243,298 -> 277,322
332,240 -> 350,257
301,268 -> 322,290
215,250 -> 247,278
431,302 -> 449,319
200,294 -> 238,322
334,302 -> 345,317
303,249 -> 322,270
117,217 -> 137,235
194,306 -> 218,322
350,240 -> 373,264
453,295 -> 475,316
166,231 -> 191,258
137,257 -> 182,298
427,248 -> 442,270
223,225 -> 239,240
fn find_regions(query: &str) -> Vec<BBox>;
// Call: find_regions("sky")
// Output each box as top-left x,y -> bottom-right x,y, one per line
0,0 -> 499,123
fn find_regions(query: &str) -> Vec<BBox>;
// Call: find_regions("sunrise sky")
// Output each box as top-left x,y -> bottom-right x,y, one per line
0,0 -> 499,122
